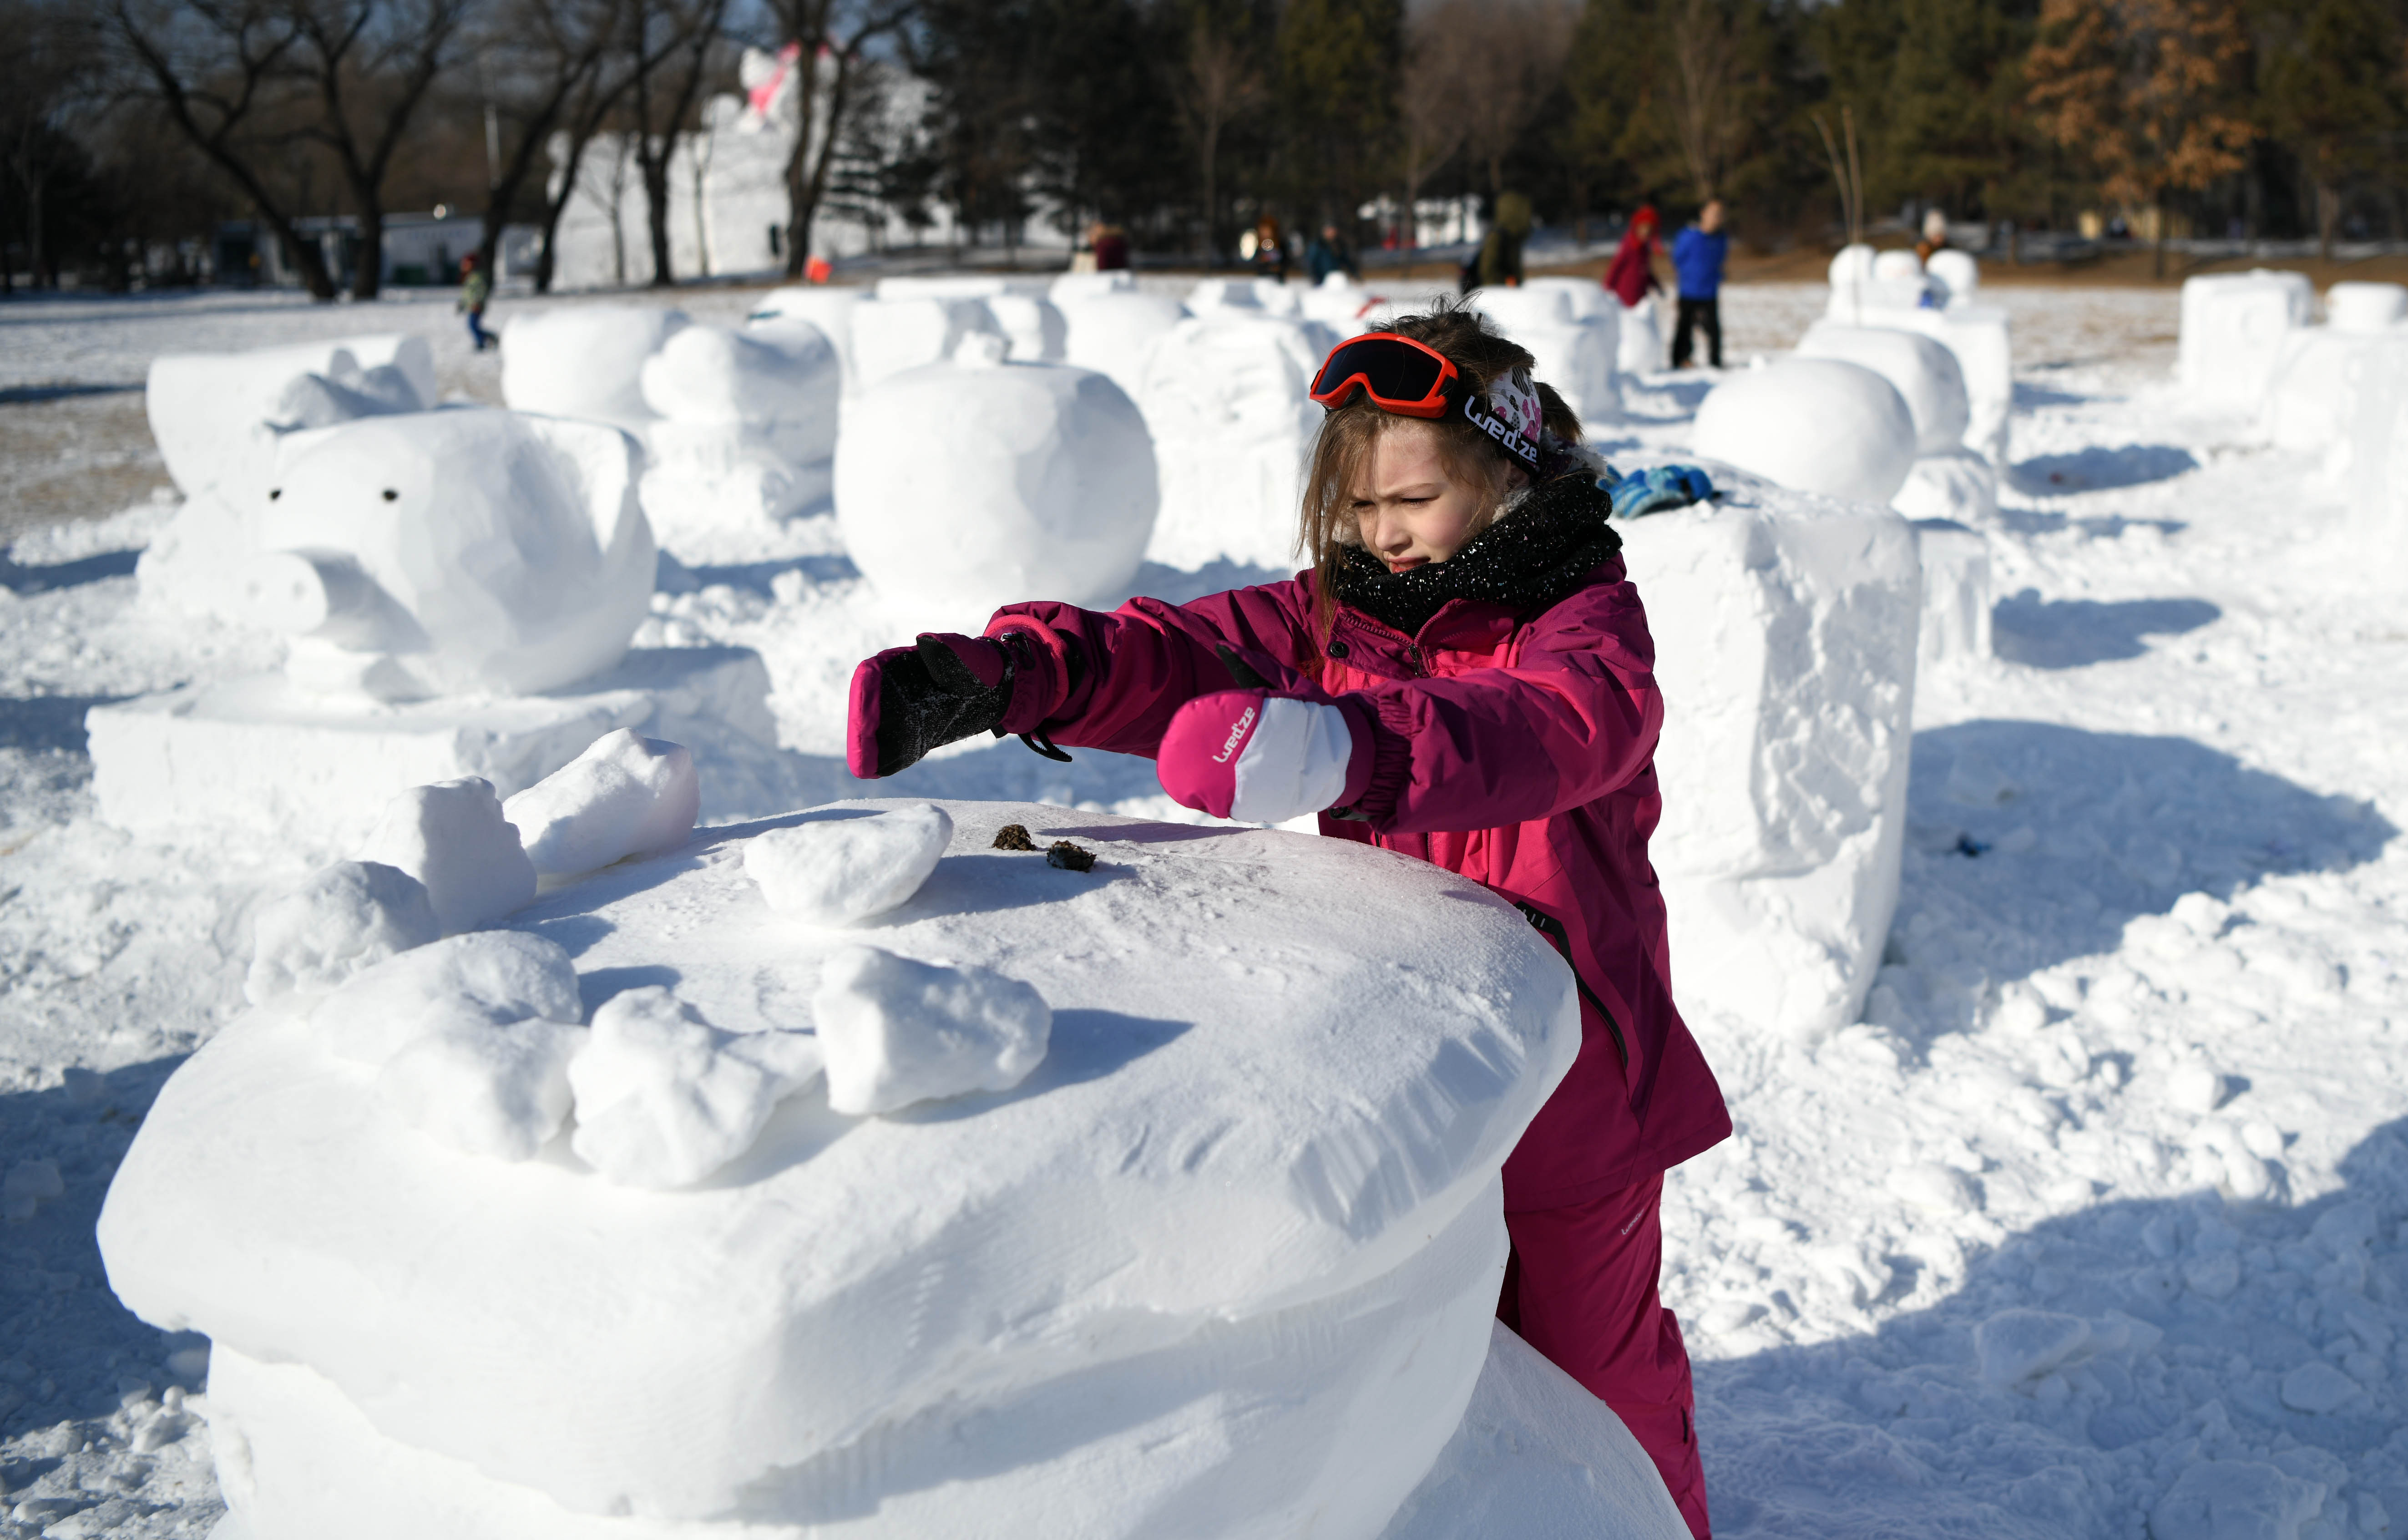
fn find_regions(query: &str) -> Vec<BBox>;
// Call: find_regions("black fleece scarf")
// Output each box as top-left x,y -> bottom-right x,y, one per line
1330,471 -> 1622,638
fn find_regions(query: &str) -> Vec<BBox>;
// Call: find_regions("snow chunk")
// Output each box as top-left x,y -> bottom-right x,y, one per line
813,945 -> 1050,1114
1974,1308 -> 2091,1387
566,986 -> 825,1188
1692,359 -> 1917,505
2168,1059 -> 2231,1114
744,803 -> 951,925
500,305 -> 685,428
379,1020 -> 582,1162
246,861 -> 439,1004
835,355 -> 1156,625
2278,1361 -> 2358,1414
2150,1460 -> 2326,1540
503,730 -> 698,877
1886,1161 -> 1978,1215
357,778 -> 539,934
313,931 -> 581,1068
2180,271 -> 2313,413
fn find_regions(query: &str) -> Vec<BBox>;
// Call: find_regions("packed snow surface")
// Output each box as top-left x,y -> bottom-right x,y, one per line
6,279 -> 2408,1540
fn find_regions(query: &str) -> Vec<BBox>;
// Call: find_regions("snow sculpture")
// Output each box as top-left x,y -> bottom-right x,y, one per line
245,861 -> 440,1004
1892,447 -> 1999,525
2266,285 -> 2408,466
869,279 -> 1069,362
2179,269 -> 2313,413
1872,249 -> 1923,283
835,338 -> 1158,625
1925,248 -> 1979,307
1795,323 -> 1970,456
988,295 -> 1070,362
567,986 -> 825,1189
98,799 -> 1584,1540
503,730 -> 700,877
356,777 -> 540,935
1826,242 -> 1935,320
1050,269 -> 1136,304
1138,310 -> 1329,569
1910,518 -> 1992,669
1691,358 -> 1917,505
748,287 -> 866,393
500,304 -> 687,429
637,320 -> 842,548
2338,331 -> 2408,571
848,295 -> 1008,393
1474,285 -> 1622,427
813,944 -> 1052,1114
2327,281 -> 2407,333
1057,287 -> 1188,403
313,931 -> 582,1068
1617,294 -> 1666,375
1615,467 -> 1921,1035
251,408 -> 655,702
744,802 -> 952,925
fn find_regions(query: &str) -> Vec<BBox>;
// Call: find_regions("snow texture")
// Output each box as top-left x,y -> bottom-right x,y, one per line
254,408 -> 656,701
834,345 -> 1158,627
354,777 -> 538,935
244,860 -> 439,1004
500,305 -> 687,429
379,1018 -> 582,1162
813,943 -> 1050,1114
2180,271 -> 2314,413
1138,310 -> 1331,570
1615,468 -> 1921,1035
1691,358 -> 1918,505
565,985 -> 824,1189
96,800 -> 1580,1534
742,800 -> 951,925
503,729 -> 700,877
1472,285 -> 1623,427
1796,323 -> 1972,457
311,930 -> 581,1069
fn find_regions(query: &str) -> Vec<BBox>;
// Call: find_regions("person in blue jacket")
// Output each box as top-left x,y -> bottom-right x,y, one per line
1670,200 -> 1728,369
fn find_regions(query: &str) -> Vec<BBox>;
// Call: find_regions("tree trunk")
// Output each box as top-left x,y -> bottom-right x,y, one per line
641,145 -> 675,285
21,168 -> 44,289
352,201 -> 385,300
2317,180 -> 2338,264
2152,198 -> 2166,281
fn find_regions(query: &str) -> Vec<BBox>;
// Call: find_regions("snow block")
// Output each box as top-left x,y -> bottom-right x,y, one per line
504,730 -> 700,878
1378,1322 -> 1690,1540
314,931 -> 582,1069
245,861 -> 440,1005
743,802 -> 951,924
1138,311 -> 1330,570
1796,323 -> 1970,456
567,986 -> 825,1189
1909,518 -> 1992,669
146,335 -> 435,503
1616,295 -> 1666,376
2179,270 -> 2313,413
1692,359 -> 1917,506
814,944 -> 1051,1114
1615,471 -> 1921,1035
355,777 -> 539,935
640,321 -> 840,461
1892,449 -> 2000,525
848,296 -> 1007,393
2326,281 -> 2407,333
100,801 -> 1581,1535
86,649 -> 769,852
501,305 -> 687,428
1473,285 -> 1622,427
1057,289 -> 1188,404
252,409 -> 655,701
835,345 -> 1158,626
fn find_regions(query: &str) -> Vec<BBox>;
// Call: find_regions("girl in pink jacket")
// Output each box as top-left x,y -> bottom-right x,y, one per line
845,301 -> 1729,1538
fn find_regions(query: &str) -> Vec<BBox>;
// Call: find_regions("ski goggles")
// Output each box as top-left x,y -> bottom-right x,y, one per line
1308,334 -> 1462,419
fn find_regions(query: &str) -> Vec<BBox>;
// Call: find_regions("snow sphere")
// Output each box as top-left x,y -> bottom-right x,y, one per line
254,408 -> 657,700
1691,358 -> 1916,505
834,341 -> 1158,623
1796,322 -> 1971,455
1059,289 -> 1188,403
748,287 -> 865,391
2327,281 -> 2407,334
1925,248 -> 1979,305
500,305 -> 686,427
1827,244 -> 1877,289
639,320 -> 840,464
1872,249 -> 1924,283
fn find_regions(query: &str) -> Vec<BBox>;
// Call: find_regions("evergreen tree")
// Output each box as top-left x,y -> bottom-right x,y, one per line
2256,0 -> 2405,258
1276,0 -> 1401,236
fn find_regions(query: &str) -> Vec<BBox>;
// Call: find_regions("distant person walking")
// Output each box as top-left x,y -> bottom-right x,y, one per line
458,253 -> 493,352
1305,222 -> 1359,285
1470,191 -> 1533,293
1915,208 -> 1949,266
1670,200 -> 1727,369
1603,205 -> 1663,308
1251,214 -> 1289,283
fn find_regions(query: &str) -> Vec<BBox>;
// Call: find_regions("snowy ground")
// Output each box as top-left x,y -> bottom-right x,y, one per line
2,280 -> 2404,1539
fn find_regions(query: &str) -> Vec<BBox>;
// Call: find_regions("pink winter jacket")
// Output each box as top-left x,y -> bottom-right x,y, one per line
989,558 -> 1731,1211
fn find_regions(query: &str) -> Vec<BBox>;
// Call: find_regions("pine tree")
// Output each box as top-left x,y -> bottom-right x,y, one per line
1276,0 -> 1402,233
2256,0 -> 2405,259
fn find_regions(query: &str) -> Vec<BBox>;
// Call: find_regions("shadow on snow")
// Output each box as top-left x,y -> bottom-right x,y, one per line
1990,592 -> 2221,669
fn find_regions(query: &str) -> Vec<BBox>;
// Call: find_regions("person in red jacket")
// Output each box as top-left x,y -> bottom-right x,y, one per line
1604,204 -> 1664,309
844,300 -> 1729,1539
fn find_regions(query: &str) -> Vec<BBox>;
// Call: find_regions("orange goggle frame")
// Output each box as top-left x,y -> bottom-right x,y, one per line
1308,334 -> 1460,418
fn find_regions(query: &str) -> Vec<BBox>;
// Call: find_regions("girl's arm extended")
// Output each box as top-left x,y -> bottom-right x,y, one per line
987,580 -> 1319,758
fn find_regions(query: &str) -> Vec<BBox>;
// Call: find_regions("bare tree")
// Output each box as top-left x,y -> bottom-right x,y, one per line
626,0 -> 727,288
1665,0 -> 1743,203
1423,0 -> 1573,200
759,0 -> 916,280
1177,6 -> 1264,263
2,0 -> 104,291
471,0 -> 622,280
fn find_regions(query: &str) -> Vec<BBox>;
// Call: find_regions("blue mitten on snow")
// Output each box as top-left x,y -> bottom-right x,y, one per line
1603,464 -> 1714,518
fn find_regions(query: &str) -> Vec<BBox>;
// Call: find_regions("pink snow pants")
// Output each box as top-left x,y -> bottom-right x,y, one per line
1498,1174 -> 1710,1540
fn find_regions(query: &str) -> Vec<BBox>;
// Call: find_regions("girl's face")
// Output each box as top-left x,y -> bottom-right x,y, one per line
1352,420 -> 1515,572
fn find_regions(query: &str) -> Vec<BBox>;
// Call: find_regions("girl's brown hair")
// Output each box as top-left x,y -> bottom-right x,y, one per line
1297,299 -> 1583,610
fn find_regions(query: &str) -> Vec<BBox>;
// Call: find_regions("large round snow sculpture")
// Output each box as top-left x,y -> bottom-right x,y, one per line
835,342 -> 1157,624
1925,248 -> 1978,307
251,409 -> 656,700
97,800 -> 1583,1540
1691,358 -> 1916,505
501,305 -> 687,427
1796,322 -> 1971,456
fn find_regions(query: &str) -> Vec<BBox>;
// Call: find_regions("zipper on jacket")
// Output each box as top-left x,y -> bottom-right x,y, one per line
1514,902 -> 1630,1069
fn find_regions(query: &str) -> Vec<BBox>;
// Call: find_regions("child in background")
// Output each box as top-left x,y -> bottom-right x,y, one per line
457,253 -> 492,352
843,301 -> 1729,1540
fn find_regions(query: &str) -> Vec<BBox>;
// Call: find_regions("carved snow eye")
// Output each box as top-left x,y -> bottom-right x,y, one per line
381,489 -> 399,501
268,489 -> 281,500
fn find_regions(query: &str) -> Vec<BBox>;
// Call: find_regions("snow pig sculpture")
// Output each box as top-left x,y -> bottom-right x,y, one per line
247,409 -> 656,701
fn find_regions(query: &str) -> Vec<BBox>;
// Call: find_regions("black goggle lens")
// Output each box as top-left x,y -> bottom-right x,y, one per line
1310,338 -> 1452,406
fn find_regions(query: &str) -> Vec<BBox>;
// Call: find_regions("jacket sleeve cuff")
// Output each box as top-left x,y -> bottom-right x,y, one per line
984,610 -> 1086,735
1332,693 -> 1409,821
